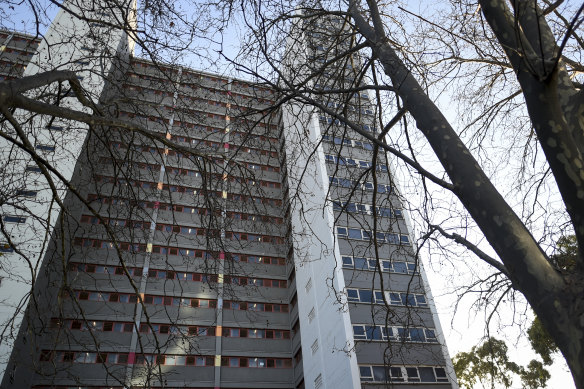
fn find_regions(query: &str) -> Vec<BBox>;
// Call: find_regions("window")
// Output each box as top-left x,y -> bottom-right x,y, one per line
354,257 -> 367,269
4,215 -> 26,223
389,367 -> 404,382
17,190 -> 37,198
425,329 -> 437,342
360,366 -> 373,382
348,289 -> 427,308
393,262 -> 407,273
308,307 -> 315,323
347,228 -> 361,239
26,165 -> 41,173
347,289 -> 359,302
35,144 -> 55,152
410,328 -> 425,342
353,325 -> 366,340
434,367 -> 448,382
419,367 -> 439,382
406,367 -> 420,382
372,366 -> 389,382
415,294 -> 428,307
358,289 -> 373,303
0,244 -> 13,253
365,326 -> 382,340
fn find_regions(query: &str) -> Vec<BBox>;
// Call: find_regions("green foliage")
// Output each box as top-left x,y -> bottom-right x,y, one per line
528,316 -> 559,365
550,235 -> 578,272
520,360 -> 551,389
453,337 -> 550,389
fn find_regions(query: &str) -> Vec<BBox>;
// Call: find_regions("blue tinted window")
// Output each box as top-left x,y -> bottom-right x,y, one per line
4,216 -> 25,223
0,245 -> 13,253
366,326 -> 382,340
410,328 -> 425,342
425,329 -> 437,341
378,207 -> 392,217
393,262 -> 407,273
359,290 -> 373,303
342,256 -> 353,267
402,293 -> 416,306
348,229 -> 362,239
36,145 -> 55,152
374,291 -> 384,302
353,325 -> 366,339
389,293 -> 401,304
340,179 -> 352,187
17,190 -> 37,197
398,328 -> 408,340
387,234 -> 399,244
347,289 -> 359,301
354,257 -> 367,269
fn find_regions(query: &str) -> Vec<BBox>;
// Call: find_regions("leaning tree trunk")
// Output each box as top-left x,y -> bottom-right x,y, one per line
348,0 -> 584,387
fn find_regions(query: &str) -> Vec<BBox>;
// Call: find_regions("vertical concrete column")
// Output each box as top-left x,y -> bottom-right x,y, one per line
212,77 -> 232,389
124,67 -> 183,385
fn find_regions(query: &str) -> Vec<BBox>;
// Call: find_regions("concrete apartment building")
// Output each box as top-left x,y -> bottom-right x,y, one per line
0,2 -> 456,388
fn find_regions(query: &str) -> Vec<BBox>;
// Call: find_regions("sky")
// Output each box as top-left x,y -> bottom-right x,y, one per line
1,0 -> 579,387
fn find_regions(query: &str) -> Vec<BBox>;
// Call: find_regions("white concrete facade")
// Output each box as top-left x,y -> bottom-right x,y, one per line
0,0 -> 135,376
282,101 -> 361,389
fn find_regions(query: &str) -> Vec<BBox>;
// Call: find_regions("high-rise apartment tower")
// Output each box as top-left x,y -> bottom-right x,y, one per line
0,4 -> 456,389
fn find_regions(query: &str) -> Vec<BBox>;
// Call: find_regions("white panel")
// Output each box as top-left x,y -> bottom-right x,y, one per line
282,99 -> 361,388
0,0 -> 135,376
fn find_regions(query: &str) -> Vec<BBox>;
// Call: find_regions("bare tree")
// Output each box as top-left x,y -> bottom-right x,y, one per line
0,1 -> 293,387
2,0 -> 584,387
202,0 -> 584,386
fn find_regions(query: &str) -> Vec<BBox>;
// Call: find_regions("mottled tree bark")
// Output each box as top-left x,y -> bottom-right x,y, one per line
348,0 -> 584,386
